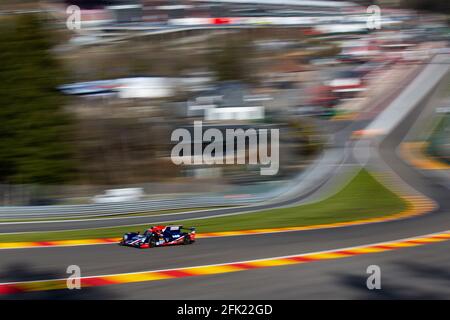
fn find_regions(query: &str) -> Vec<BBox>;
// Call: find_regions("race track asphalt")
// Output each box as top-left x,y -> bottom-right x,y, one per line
9,239 -> 447,299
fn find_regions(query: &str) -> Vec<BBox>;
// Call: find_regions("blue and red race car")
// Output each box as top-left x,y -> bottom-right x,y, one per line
119,225 -> 196,249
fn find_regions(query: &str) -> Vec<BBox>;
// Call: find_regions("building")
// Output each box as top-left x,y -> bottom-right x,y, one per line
185,81 -> 269,121
205,106 -> 264,121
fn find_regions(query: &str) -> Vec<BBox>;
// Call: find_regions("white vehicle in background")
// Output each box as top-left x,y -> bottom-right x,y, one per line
92,188 -> 144,204
436,106 -> 450,114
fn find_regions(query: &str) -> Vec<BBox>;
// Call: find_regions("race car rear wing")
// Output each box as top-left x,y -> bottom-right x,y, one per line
167,225 -> 195,233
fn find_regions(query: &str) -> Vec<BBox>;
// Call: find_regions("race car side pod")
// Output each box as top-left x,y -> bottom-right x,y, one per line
189,227 -> 196,243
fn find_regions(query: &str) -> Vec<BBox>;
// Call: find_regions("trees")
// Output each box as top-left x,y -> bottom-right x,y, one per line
208,37 -> 257,84
401,0 -> 450,13
0,14 -> 76,185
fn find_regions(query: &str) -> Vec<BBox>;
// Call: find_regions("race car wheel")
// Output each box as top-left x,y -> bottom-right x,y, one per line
148,237 -> 157,248
183,235 -> 191,245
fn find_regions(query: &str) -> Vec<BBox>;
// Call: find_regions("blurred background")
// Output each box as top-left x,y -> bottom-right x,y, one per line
0,0 -> 449,206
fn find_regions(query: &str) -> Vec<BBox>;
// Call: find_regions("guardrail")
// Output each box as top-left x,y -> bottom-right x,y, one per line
0,193 -> 274,219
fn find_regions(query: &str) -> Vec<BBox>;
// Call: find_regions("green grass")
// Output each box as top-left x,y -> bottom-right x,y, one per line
164,169 -> 407,232
0,169 -> 407,243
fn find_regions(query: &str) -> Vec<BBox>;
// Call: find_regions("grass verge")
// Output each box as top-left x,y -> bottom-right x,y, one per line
0,169 -> 407,243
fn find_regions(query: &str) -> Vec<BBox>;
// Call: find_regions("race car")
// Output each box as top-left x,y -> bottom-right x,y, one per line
119,225 -> 196,248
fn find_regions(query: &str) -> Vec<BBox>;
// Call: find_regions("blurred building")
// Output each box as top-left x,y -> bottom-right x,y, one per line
107,3 -> 143,23
205,106 -> 265,121
193,0 -> 355,15
141,0 -> 358,24
184,81 -> 269,121
141,0 -> 200,22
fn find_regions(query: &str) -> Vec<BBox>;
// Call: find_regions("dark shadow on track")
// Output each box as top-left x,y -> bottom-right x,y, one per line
0,263 -> 119,299
335,262 -> 450,299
